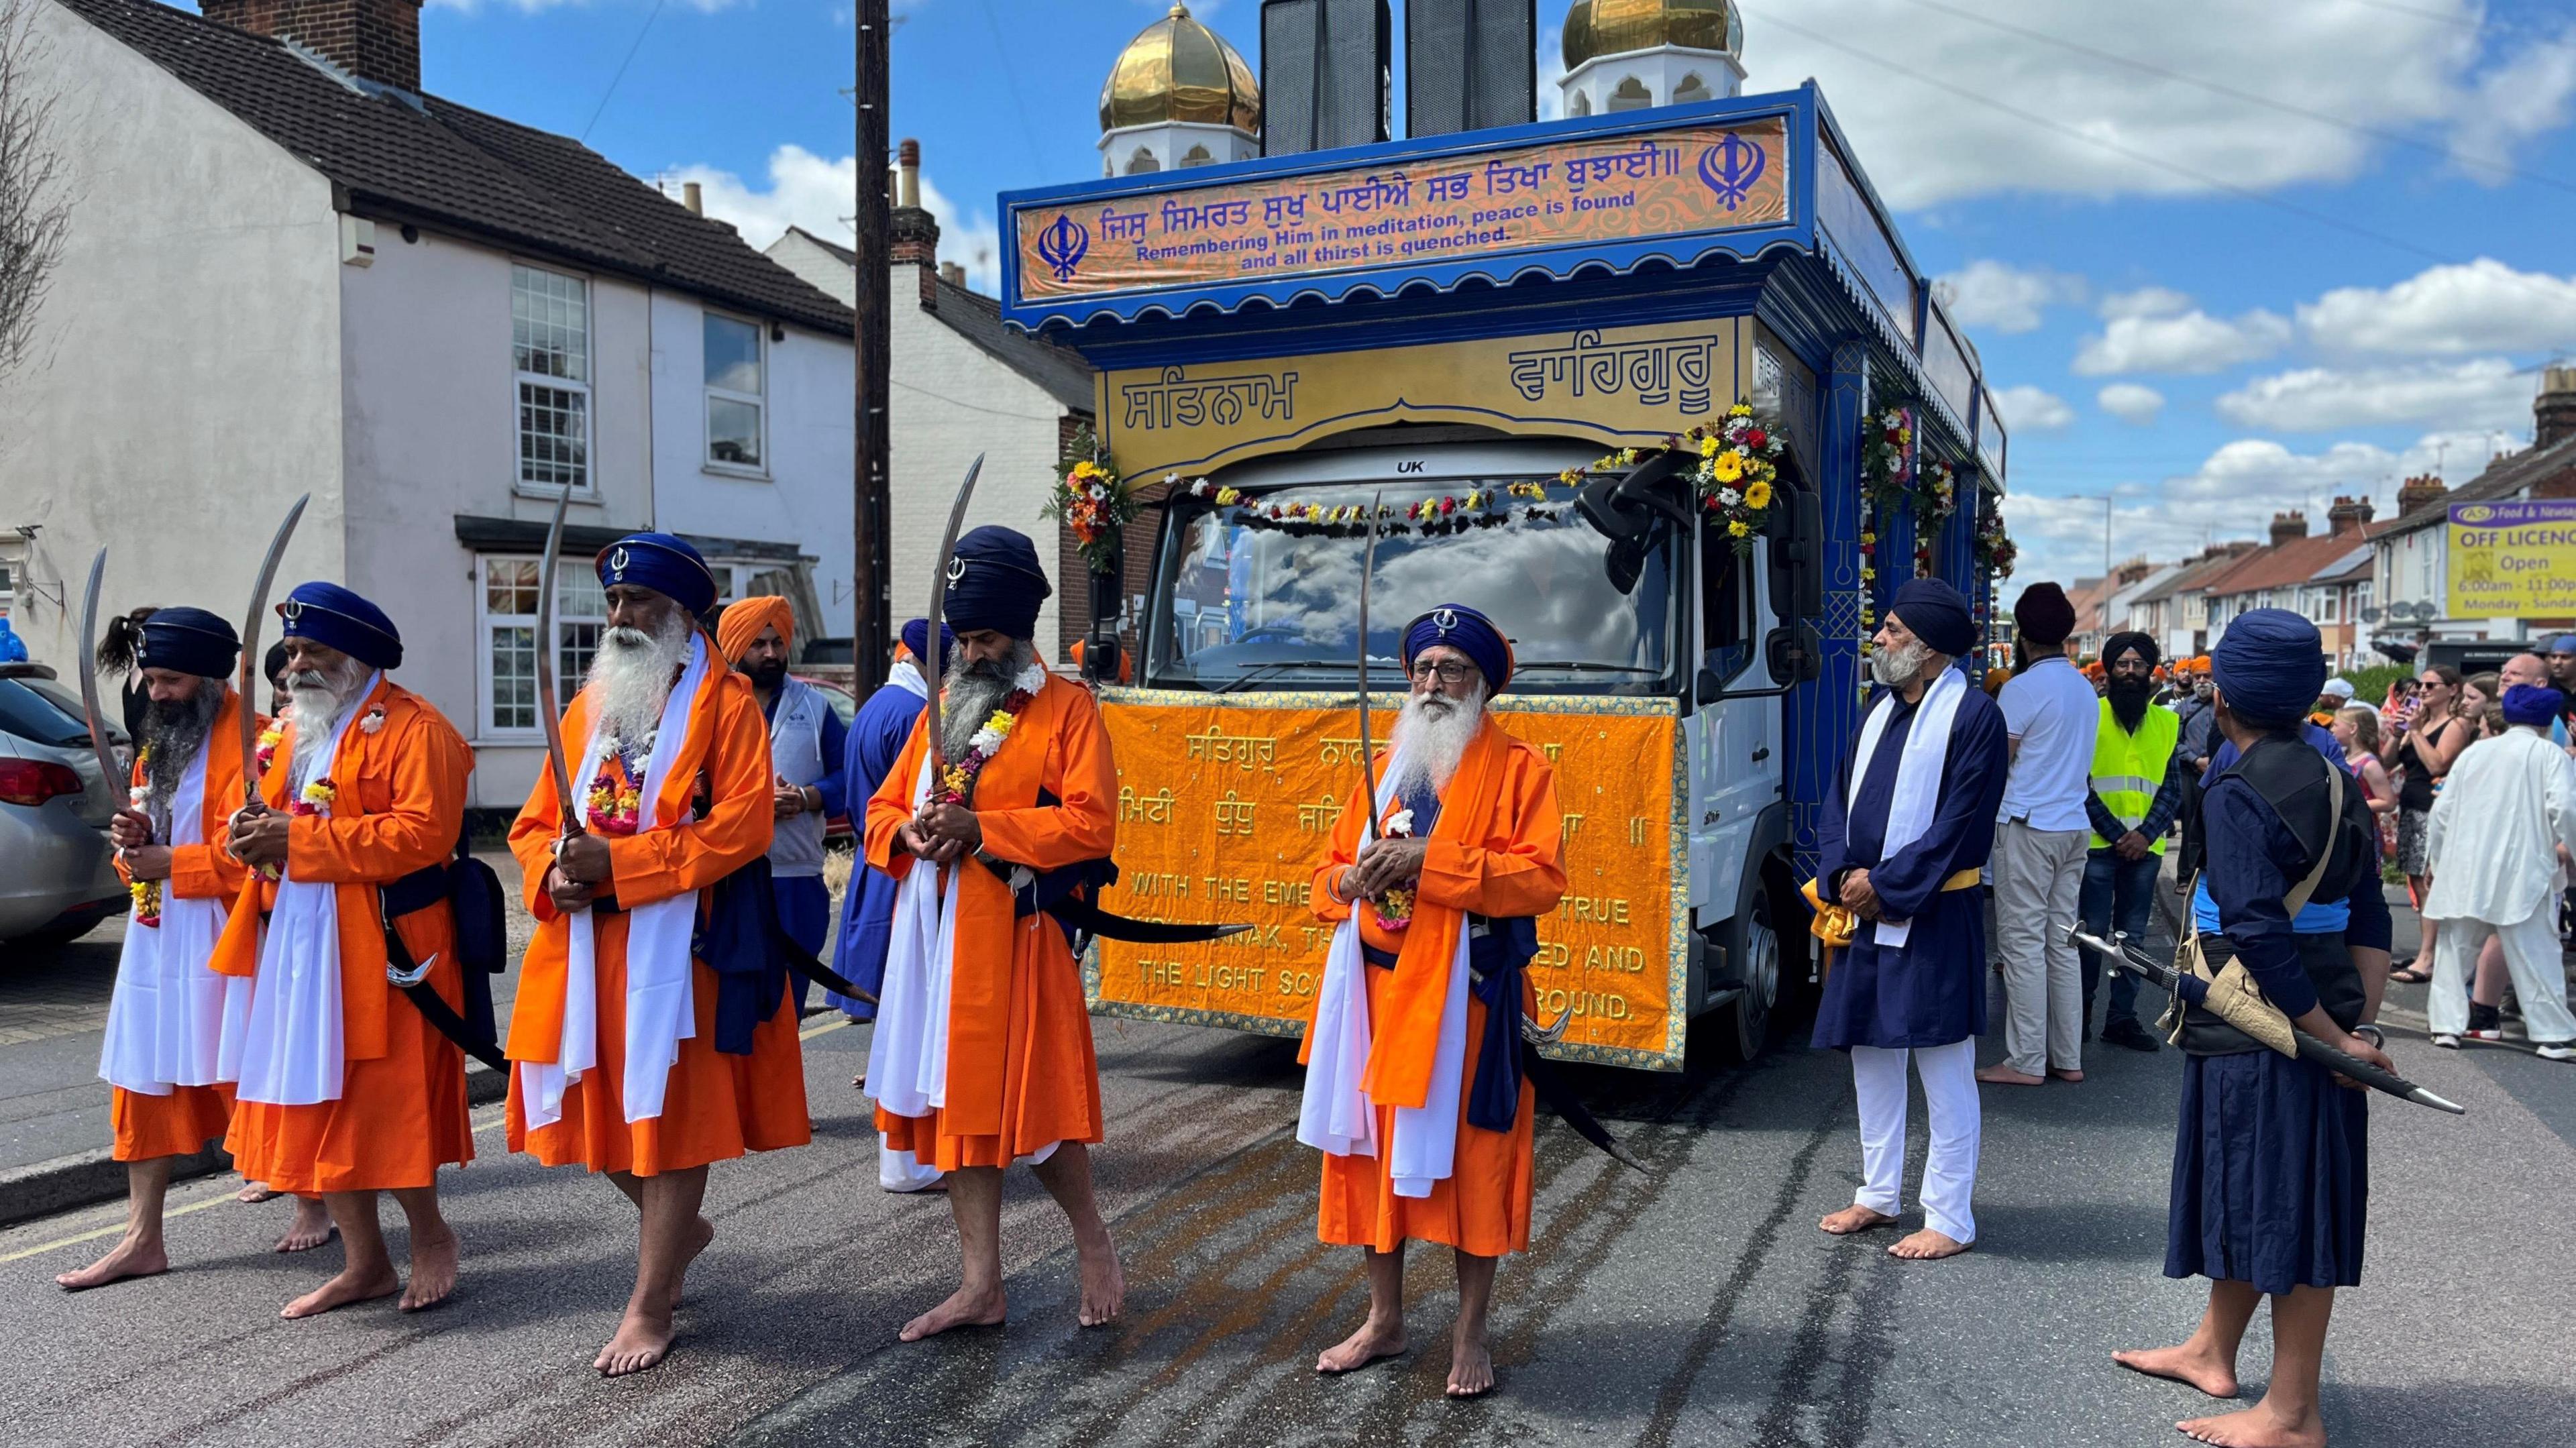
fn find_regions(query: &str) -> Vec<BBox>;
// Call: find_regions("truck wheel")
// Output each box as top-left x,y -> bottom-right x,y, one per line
1724,895 -> 1782,1064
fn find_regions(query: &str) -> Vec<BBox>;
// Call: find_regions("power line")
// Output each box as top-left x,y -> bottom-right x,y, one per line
581,0 -> 669,143
975,0 -> 1049,180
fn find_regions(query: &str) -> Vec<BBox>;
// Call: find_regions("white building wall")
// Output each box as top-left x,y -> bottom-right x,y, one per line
0,0 -> 345,665
768,231 -> 856,309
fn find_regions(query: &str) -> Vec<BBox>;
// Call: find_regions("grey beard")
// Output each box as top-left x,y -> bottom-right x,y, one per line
941,641 -> 1038,761
139,682 -> 226,834
1390,683 -> 1487,803
586,613 -> 696,747
286,655 -> 375,788
1871,637 -> 1934,689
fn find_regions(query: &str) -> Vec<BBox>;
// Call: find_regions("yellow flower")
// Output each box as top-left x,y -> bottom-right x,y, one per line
1699,435 -> 1721,459
1743,479 -> 1774,510
1728,520 -> 1751,537
985,710 -> 1018,737
942,765 -> 971,796
1215,487 -> 1240,506
1729,402 -> 1754,418
1711,451 -> 1744,484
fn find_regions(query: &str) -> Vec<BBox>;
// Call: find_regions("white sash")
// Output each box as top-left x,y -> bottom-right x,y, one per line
235,673 -> 379,1106
519,635 -> 712,1129
1295,738 -> 1477,1196
97,738 -> 252,1094
1848,665 -> 1968,950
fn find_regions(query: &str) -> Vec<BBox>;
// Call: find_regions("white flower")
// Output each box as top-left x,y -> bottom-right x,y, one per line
1013,664 -> 1049,695
359,707 -> 384,734
969,726 -> 1006,755
1718,488 -> 1741,507
1385,807 -> 1415,838
1164,473 -> 1179,486
129,784 -> 150,806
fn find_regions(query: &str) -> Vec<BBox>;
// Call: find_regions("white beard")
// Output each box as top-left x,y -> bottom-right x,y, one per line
1870,636 -> 1935,690
285,655 -> 374,789
585,612 -> 696,747
1389,683 -> 1487,805
941,639 -> 1038,761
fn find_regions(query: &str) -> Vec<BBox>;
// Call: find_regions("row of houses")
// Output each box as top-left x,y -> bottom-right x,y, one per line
2060,366 -> 2576,669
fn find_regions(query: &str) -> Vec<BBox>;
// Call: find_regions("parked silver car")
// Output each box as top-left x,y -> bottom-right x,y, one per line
0,663 -> 129,948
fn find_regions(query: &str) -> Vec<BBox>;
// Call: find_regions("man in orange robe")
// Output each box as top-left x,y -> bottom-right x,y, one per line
217,583 -> 474,1319
505,532 -> 809,1377
865,525 -> 1123,1341
1302,604 -> 1566,1398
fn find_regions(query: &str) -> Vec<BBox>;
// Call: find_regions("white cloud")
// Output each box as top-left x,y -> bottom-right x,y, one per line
2449,24 -> 2576,182
1537,27 -> 1569,121
2074,305 -> 2292,376
2097,286 -> 2194,323
1933,261 -> 2087,335
675,145 -> 1005,295
2096,383 -> 2165,425
2214,358 -> 2534,433
2298,259 -> 2576,356
1992,385 -> 2073,432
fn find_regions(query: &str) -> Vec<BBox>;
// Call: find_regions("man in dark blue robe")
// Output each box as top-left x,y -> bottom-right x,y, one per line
1813,579 -> 2010,1261
2114,608 -> 2395,1448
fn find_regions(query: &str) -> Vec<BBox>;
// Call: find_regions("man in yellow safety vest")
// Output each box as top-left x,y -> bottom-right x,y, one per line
2081,632 -> 2188,1052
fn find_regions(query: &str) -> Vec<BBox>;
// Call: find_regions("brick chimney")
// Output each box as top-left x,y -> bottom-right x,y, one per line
2326,495 -> 2373,537
889,138 -> 941,311
2397,473 -> 2448,516
2269,510 -> 2308,547
203,0 -> 425,92
2538,364 -> 2576,450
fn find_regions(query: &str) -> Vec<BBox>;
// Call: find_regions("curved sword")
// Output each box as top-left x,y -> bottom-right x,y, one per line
74,549 -> 125,810
922,452 -> 985,799
533,489 -> 584,838
236,495 -> 311,810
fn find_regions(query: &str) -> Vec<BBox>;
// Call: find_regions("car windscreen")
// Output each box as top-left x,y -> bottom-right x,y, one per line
0,678 -> 92,748
17,675 -> 127,745
1146,480 -> 1680,696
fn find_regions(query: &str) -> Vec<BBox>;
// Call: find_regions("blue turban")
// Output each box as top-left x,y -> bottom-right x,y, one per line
944,526 -> 1052,641
1402,604 -> 1513,693
596,532 -> 718,618
1890,578 -> 1976,658
2210,608 -> 2325,728
2551,634 -> 2576,655
2503,684 -> 2565,728
900,617 -> 955,676
278,582 -> 402,670
136,606 -> 239,679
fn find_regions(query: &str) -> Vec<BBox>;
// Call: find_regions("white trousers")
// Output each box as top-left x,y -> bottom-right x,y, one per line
2428,907 -> 2576,1044
877,1133 -> 946,1192
1851,1039 -> 1982,1244
1992,820 -> 2089,1075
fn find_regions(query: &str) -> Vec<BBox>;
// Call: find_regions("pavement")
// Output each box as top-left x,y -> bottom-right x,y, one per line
1,875 -> 2571,1447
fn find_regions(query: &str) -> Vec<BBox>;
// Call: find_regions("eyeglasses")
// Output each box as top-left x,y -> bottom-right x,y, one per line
1409,659 -> 1476,684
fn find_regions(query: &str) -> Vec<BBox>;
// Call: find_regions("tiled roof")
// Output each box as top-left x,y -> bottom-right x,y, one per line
64,0 -> 853,336
784,227 -> 1095,413
2132,549 -> 2252,606
2379,430 -> 2576,537
2203,521 -> 2392,597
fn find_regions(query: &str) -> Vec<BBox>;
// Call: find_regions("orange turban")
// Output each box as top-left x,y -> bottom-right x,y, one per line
717,596 -> 795,665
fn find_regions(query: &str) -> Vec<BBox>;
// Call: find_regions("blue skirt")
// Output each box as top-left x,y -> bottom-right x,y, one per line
2165,1048 -> 2368,1294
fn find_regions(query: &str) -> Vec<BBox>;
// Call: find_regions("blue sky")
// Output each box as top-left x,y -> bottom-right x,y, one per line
407,0 -> 2576,590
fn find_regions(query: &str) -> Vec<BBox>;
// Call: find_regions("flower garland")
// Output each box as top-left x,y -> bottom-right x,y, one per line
1912,459 -> 1961,577
253,720 -> 284,777
1373,805 -> 1418,931
1862,407 -> 1914,512
289,778 -> 335,818
934,663 -> 1049,806
126,755 -> 160,927
1182,478 -> 1563,538
582,735 -> 653,837
1556,401 -> 1790,556
1043,425 -> 1139,575
1974,506 -> 2018,579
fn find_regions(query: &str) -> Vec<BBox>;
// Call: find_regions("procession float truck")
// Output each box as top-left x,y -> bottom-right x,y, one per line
999,80 -> 2008,1071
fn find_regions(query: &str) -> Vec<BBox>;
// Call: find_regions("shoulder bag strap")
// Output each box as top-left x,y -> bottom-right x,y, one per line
2282,757 -> 2343,917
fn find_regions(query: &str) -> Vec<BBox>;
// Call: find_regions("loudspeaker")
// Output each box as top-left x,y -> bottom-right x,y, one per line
1405,0 -> 1536,137
1260,0 -> 1391,157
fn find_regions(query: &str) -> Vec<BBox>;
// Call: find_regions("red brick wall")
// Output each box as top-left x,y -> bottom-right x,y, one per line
204,0 -> 423,91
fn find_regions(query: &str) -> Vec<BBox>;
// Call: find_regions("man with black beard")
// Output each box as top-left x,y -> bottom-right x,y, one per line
716,596 -> 849,1012
2078,632 -> 2186,1053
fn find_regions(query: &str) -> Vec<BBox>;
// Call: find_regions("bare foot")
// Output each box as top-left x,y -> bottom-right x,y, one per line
1888,1229 -> 1972,1260
669,1216 -> 715,1311
2051,1068 -> 2086,1082
237,1182 -> 282,1204
275,1199 -> 335,1254
898,1284 -> 1006,1341
2113,1343 -> 2241,1399
1446,1331 -> 1495,1398
2176,1402 -> 2325,1447
1819,1205 -> 1899,1237
1976,1065 -> 2045,1086
1316,1316 -> 1407,1374
1075,1229 -> 1124,1328
280,1264 -> 399,1319
398,1225 -> 460,1311
595,1302 -> 675,1377
56,1235 -> 168,1291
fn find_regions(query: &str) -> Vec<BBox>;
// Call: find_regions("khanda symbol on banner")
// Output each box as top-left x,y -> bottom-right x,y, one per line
1037,213 -> 1091,282
1697,133 -> 1768,211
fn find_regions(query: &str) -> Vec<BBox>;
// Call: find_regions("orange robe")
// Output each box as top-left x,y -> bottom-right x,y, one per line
1305,718 -> 1565,1256
503,661 -> 810,1174
108,690 -> 256,1162
215,679 -> 476,1194
867,673 -> 1116,1170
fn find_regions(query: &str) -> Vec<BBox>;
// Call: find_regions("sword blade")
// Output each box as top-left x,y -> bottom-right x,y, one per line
236,494 -> 311,809
74,549 -> 123,806
532,489 -> 584,836
922,452 -> 985,789
1356,490 -> 1383,846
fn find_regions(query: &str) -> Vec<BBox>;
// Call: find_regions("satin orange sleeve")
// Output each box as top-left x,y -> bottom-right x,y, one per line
283,710 -> 467,885
864,719 -> 930,881
602,676 -> 775,907
1307,770 -> 1376,925
975,688 -> 1117,871
506,730 -> 570,922
1416,748 -> 1567,918
166,837 -> 250,902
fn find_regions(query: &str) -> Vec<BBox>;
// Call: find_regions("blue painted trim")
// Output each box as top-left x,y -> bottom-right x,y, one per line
1788,339 -> 1874,879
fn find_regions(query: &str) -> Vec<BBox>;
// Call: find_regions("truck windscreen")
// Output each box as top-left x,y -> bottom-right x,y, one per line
1147,481 -> 1680,697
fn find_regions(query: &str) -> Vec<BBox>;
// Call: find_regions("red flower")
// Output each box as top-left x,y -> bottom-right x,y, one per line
1746,428 -> 1767,448
1440,497 -> 1456,515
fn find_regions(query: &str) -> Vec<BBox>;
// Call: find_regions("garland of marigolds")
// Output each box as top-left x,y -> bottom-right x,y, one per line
1044,424 -> 1140,575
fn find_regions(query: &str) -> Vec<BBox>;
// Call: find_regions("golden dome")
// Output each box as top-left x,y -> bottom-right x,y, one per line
1100,3 -> 1262,135
1562,0 -> 1742,70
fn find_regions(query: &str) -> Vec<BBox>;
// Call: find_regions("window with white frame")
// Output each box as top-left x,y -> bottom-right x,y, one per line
514,265 -> 591,493
478,557 -> 606,734
704,313 -> 765,471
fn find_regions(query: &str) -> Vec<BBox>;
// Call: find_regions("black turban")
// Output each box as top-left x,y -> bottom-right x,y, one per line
2014,582 -> 2076,648
1890,578 -> 1976,658
945,526 -> 1052,641
2210,608 -> 2325,728
136,606 -> 239,679
2103,630 -> 2159,669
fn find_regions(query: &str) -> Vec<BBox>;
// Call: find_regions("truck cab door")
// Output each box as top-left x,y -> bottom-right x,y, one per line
1683,525 -> 1786,935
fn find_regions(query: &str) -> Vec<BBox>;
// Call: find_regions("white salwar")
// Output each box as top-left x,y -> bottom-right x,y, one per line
97,738 -> 253,1095
2422,727 -> 2576,1044
518,635 -> 713,1129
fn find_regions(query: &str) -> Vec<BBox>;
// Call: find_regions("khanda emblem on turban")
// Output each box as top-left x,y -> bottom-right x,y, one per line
1432,607 -> 1460,632
608,545 -> 631,578
946,555 -> 968,583
1036,213 -> 1090,283
282,600 -> 305,624
1697,133 -> 1768,211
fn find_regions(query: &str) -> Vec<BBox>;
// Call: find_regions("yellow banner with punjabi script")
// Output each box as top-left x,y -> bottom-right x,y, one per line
1086,691 -> 1687,1071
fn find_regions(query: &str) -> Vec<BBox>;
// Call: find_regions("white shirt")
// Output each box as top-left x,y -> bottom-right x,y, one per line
1995,655 -> 2100,832
2422,727 -> 2576,926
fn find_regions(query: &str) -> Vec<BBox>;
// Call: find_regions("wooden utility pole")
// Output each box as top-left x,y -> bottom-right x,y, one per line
851,0 -> 892,686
